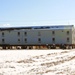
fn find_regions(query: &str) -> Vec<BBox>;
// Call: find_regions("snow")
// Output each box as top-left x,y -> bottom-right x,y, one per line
0,49 -> 75,75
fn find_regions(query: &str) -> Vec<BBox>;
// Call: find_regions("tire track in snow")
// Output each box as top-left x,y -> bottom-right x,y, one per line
23,50 -> 75,75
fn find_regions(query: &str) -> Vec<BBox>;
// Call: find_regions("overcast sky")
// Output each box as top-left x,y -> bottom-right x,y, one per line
0,0 -> 75,27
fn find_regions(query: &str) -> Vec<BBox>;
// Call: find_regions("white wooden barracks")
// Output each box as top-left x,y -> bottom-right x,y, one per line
0,25 -> 75,46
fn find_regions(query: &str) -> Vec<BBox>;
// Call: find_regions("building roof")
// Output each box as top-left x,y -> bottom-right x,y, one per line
0,25 -> 74,30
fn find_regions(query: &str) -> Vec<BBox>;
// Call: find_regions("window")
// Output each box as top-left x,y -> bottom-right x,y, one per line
2,39 -> 5,43
18,32 -> 20,36
25,38 -> 27,43
67,31 -> 69,35
52,31 -> 55,35
38,32 -> 41,36
18,39 -> 20,43
2,32 -> 4,37
38,38 -> 41,43
24,32 -> 27,36
52,38 -> 55,43
67,37 -> 69,42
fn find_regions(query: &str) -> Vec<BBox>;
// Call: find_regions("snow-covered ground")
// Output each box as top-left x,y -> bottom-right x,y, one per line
0,49 -> 75,75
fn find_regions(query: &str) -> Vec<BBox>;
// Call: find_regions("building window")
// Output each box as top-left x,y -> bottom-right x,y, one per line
25,38 -> 27,43
38,32 -> 41,36
38,38 -> 41,43
52,38 -> 55,43
2,32 -> 4,37
67,31 -> 69,35
24,32 -> 27,36
67,37 -> 69,42
18,39 -> 20,43
52,31 -> 55,35
18,32 -> 20,36
2,39 -> 5,43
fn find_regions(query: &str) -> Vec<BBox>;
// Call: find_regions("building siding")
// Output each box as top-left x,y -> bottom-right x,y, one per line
0,25 -> 74,45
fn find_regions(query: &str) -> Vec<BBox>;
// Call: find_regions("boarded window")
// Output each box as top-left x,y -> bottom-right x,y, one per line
18,39 -> 20,43
38,32 -> 41,36
52,31 -> 55,35
67,31 -> 69,35
2,32 -> 4,37
25,38 -> 27,43
38,38 -> 41,43
18,32 -> 20,36
2,39 -> 5,43
67,37 -> 69,42
52,38 -> 55,43
24,32 -> 27,36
